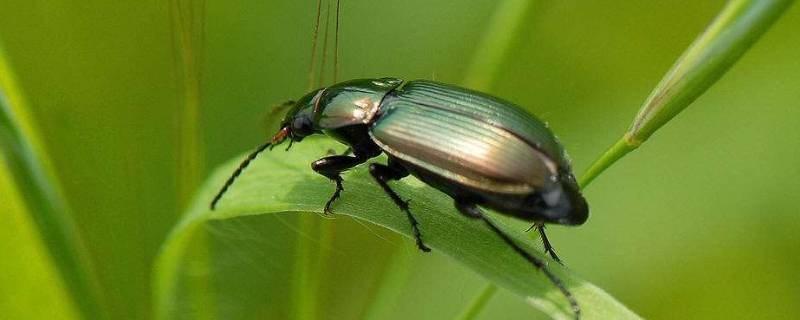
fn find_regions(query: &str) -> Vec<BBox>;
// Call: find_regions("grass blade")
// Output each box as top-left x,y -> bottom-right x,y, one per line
0,39 -> 108,320
154,139 -> 640,320
463,0 -> 534,91
168,0 -> 211,318
169,0 -> 206,207
580,0 -> 794,187
454,284 -> 497,320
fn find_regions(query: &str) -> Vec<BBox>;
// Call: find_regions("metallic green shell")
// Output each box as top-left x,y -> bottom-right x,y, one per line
316,78 -> 403,130
370,80 -> 568,195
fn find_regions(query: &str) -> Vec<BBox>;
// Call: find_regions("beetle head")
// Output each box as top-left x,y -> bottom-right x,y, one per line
271,89 -> 326,148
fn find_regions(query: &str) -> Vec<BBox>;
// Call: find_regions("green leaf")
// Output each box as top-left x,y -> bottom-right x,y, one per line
0,40 -> 108,319
0,158 -> 80,320
155,138 -> 639,320
580,0 -> 794,187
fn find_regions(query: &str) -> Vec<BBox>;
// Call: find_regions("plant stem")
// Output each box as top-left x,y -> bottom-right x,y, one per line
463,0 -> 533,91
169,1 -> 212,318
170,0 -> 206,208
579,136 -> 637,188
291,214 -> 318,320
360,245 -> 416,319
455,283 -> 498,320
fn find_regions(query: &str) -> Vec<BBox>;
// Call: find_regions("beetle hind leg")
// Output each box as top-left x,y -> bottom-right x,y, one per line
369,162 -> 431,252
455,200 -> 580,319
536,224 -> 563,264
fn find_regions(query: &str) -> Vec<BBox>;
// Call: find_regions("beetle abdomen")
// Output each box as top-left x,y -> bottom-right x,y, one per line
370,81 -> 561,195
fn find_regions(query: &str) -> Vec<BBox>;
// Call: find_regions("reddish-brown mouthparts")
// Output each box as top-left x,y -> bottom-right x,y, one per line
271,127 -> 290,145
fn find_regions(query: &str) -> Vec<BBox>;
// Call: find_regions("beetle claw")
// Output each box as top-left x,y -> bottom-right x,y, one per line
399,199 -> 411,210
323,176 -> 344,215
323,203 -> 335,215
323,191 -> 340,215
417,241 -> 432,252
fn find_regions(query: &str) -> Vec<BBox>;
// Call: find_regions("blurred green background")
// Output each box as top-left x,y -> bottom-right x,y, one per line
1,0 -> 798,319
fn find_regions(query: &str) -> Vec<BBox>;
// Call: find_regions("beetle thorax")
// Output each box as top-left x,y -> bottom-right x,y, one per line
315,78 -> 403,130
317,90 -> 382,129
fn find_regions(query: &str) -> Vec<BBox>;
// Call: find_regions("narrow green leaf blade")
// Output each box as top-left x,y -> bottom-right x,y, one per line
155,139 -> 639,320
580,0 -> 793,187
0,40 -> 108,320
463,0 -> 533,91
0,158 -> 80,320
629,0 -> 793,142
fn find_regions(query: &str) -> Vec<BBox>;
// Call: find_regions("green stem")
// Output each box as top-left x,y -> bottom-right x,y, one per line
169,0 -> 211,318
455,283 -> 498,320
170,0 -> 206,208
0,39 -> 108,320
360,244 -> 416,320
291,214 -> 318,320
463,0 -> 533,90
579,136 -> 637,189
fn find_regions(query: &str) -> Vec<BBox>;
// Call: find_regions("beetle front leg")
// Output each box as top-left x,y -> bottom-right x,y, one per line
311,155 -> 367,215
369,162 -> 431,252
454,200 -> 580,319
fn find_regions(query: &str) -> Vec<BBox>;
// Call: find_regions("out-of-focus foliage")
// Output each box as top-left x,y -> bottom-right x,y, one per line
0,1 -> 798,319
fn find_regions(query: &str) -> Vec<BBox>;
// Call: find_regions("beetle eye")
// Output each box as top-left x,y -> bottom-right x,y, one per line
291,116 -> 314,137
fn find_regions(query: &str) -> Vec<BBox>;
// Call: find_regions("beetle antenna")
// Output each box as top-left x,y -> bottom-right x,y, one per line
479,215 -> 580,319
210,141 -> 272,210
333,0 -> 340,83
307,0 -> 323,90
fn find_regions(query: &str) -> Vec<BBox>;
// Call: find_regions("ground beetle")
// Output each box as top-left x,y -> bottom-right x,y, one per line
211,78 -> 588,318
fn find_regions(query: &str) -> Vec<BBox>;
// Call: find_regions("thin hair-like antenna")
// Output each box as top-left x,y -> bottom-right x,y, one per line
318,0 -> 332,86
210,141 -> 272,210
333,0 -> 340,83
307,0 -> 323,91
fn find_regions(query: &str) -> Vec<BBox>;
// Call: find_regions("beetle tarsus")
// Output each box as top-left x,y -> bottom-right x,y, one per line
537,224 -> 563,264
369,162 -> 431,252
454,200 -> 580,319
323,176 -> 344,215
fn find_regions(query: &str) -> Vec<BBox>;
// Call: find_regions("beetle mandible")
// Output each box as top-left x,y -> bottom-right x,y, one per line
210,77 -> 588,318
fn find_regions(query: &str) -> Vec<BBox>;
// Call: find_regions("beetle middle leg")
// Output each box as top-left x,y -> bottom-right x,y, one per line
369,161 -> 431,252
526,222 -> 562,263
455,200 -> 580,319
311,154 -> 367,215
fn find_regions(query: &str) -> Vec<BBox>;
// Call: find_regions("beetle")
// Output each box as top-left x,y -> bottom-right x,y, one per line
209,77 -> 588,318
210,78 -> 589,318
